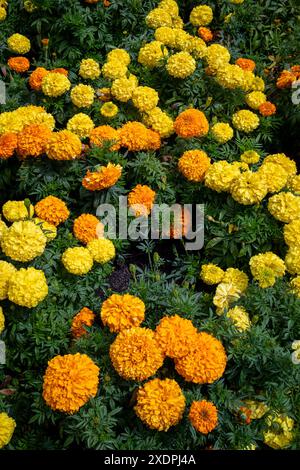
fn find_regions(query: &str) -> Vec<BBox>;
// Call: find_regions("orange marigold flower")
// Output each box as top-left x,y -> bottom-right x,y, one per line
119,121 -> 158,152
128,184 -> 156,217
0,133 -> 18,160
46,130 -> 82,160
198,27 -> 213,42
73,213 -> 104,244
189,400 -> 218,434
71,307 -> 96,338
155,315 -> 198,359
29,67 -> 49,91
17,124 -> 52,158
7,56 -> 30,73
235,58 -> 256,72
51,67 -> 68,76
175,332 -> 227,384
135,378 -> 186,431
174,109 -> 209,138
82,163 -> 122,191
178,149 -> 211,182
110,327 -> 164,381
35,196 -> 70,226
42,353 -> 99,413
90,125 -> 120,151
145,129 -> 161,151
101,293 -> 145,333
259,101 -> 277,116
276,70 -> 297,89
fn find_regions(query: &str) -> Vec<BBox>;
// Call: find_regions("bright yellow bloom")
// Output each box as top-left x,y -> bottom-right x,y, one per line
166,52 -> 196,79
87,238 -> 115,264
2,200 -> 34,222
222,268 -> 249,292
42,72 -> 71,97
8,267 -> 48,308
240,150 -> 260,164
190,5 -> 213,26
287,175 -> 300,195
101,293 -> 145,333
100,101 -> 119,118
0,413 -> 16,449
107,49 -> 131,66
226,306 -> 251,331
216,64 -> 245,90
264,414 -> 294,449
146,8 -> 173,29
33,218 -> 57,241
200,264 -> 225,285
285,246 -> 300,275
213,282 -> 241,313
232,110 -> 260,133
111,76 -> 138,102
258,162 -> 288,193
204,161 -> 243,193
284,219 -> 300,247
155,26 -> 176,47
102,60 -> 128,80
71,84 -> 95,108
62,247 -> 94,275
0,261 -> 17,300
245,91 -> 267,110
244,400 -> 268,419
206,44 -> 231,73
0,219 -> 7,241
79,58 -> 101,80
250,252 -> 286,288
1,220 -> 46,262
67,113 -> 95,138
291,276 -> 300,297
143,107 -> 174,138
268,192 -> 300,223
0,306 -> 4,333
0,6 -> 7,21
132,86 -> 159,112
158,0 -> 179,17
263,153 -> 297,177
138,41 -> 168,68
230,171 -> 267,205
7,34 -> 30,54
211,123 -> 234,144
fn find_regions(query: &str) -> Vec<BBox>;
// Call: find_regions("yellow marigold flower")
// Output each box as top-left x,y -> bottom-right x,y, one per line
41,72 -> 71,97
211,122 -> 234,144
138,41 -> 168,68
175,332 -> 227,383
111,76 -> 138,102
128,184 -> 156,217
240,150 -> 260,164
62,247 -> 94,275
101,293 -> 145,333
230,171 -> 267,205
0,261 -> 16,300
223,268 -> 249,293
110,327 -> 164,381
166,52 -> 196,79
0,306 -> 4,333
0,133 -> 18,160
240,71 -> 256,92
67,113 -> 94,139
250,252 -> 286,288
82,163 -> 122,191
190,5 -> 213,26
200,264 -> 225,285
226,306 -> 251,332
290,277 -> 300,297
174,108 -> 209,138
236,58 -> 256,72
284,220 -> 300,247
257,162 -> 288,193
232,110 -> 260,133
205,161 -> 243,192
2,200 -> 34,222
107,49 -> 131,66
287,175 -> 300,195
187,37 -> 207,60
46,130 -> 82,160
35,196 -> 69,226
155,315 -> 198,359
216,64 -> 245,90
285,246 -> 300,275
158,0 -> 179,17
263,153 -> 297,177
43,353 -> 99,414
73,214 -> 103,244
135,378 -> 185,431
29,67 -> 49,91
0,413 -> 16,449
132,86 -> 159,112
0,6 -> 7,21
178,149 -> 211,182
90,125 -> 120,151
244,400 -> 268,419
143,107 -> 174,138
154,26 -> 176,47
102,60 -> 127,80
87,238 -> 115,264
100,101 -> 119,118
71,84 -> 95,108
0,106 -> 55,135
251,76 -> 265,91
189,400 -> 218,434
0,219 -> 8,241
33,218 -> 57,241
264,414 -> 294,449
1,220 -> 46,262
268,192 -> 300,223
213,282 -> 241,313
71,307 -> 95,338
205,44 -> 231,72
17,124 -> 52,158
7,33 -> 31,54
245,91 -> 267,110
7,56 -> 30,73
146,8 -> 173,29
79,58 -> 101,80
8,267 -> 48,308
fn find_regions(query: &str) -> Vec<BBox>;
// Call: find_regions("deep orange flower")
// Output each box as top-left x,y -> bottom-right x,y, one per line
51,67 -> 68,76
235,58 -> 256,72
119,121 -> 160,152
0,133 -> 18,160
291,65 -> 300,74
128,184 -> 156,217
71,307 -> 96,338
29,67 -> 49,91
155,315 -> 198,359
73,213 -> 104,244
178,149 -> 211,182
145,129 -> 161,151
259,101 -> 276,116
101,293 -> 145,333
174,109 -> 209,138
35,196 -> 70,226
46,130 -> 82,160
82,163 -> 122,191
7,56 -> 30,73
276,70 -> 297,89
198,27 -> 213,42
90,125 -> 120,151
189,400 -> 218,434
17,124 -> 52,158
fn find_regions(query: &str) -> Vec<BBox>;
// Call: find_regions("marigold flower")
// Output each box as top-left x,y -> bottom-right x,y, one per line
0,133 -> 18,159
223,268 -> 249,293
226,306 -> 251,331
146,8 -> 173,29
158,0 -> 179,17
245,91 -> 267,110
82,163 -> 122,191
8,267 -> 48,308
257,162 -> 288,193
174,109 -> 209,138
232,110 -> 260,133
102,60 -> 128,80
155,26 -> 176,47
259,101 -> 276,116
287,175 -> 300,195
276,70 -> 297,89
73,214 -> 103,244
67,113 -> 95,139
132,86 -> 159,112
90,125 -> 120,151
205,161 -> 245,192
119,121 -> 161,152
175,332 -> 227,383
211,123 -> 234,144
0,260 -> 17,300
110,327 -> 164,381
71,84 -> 95,108
263,153 -> 297,177
178,150 -> 211,182
100,101 -> 119,118
138,41 -> 168,69
7,33 -> 30,54
46,130 -> 82,160
291,277 -> 300,297
190,5 -> 213,26
198,27 -> 213,42
284,219 -> 300,247
33,218 -> 57,241
7,56 -> 30,73
243,400 -> 268,419
29,67 -> 49,91
87,238 -> 115,264
42,72 -> 71,97
155,315 -> 198,359
213,282 -> 241,314
101,293 -> 145,333
205,44 -> 230,72
107,49 -> 131,66
35,196 -> 70,226
240,150 -> 260,164
128,184 -> 156,217
250,252 -> 286,288
0,6 -> 7,21
43,353 -> 99,413
189,400 -> 218,434
2,200 -> 34,222
235,58 -> 256,72
166,52 -> 196,79
17,124 -> 52,158
268,192 -> 300,223
71,307 -> 95,338
200,264 -> 225,285
0,219 -> 8,242
230,171 -> 267,205
79,58 -> 101,80
216,64 -> 245,90
142,107 -> 174,138
285,246 -> 300,275
111,75 -> 138,103
135,378 -> 185,431
1,220 -> 46,262
62,247 -> 94,275
0,413 -> 16,449
264,414 -> 294,449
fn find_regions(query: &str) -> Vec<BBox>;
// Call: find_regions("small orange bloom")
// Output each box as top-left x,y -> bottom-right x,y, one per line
73,213 -> 104,244
71,307 -> 95,338
7,57 -> 30,73
128,184 -> 156,217
259,101 -> 276,116
41,39 -> 49,46
90,125 -> 120,151
51,67 -> 68,76
198,27 -> 213,42
35,196 -> 70,226
235,58 -> 256,72
82,163 -> 122,191
189,400 -> 218,434
0,133 -> 18,160
174,109 -> 209,138
17,124 -> 52,158
103,0 -> 111,6
276,70 -> 297,89
29,67 -> 49,91
239,406 -> 252,425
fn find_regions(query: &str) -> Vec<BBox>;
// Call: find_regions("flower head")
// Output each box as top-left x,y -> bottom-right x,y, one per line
146,8 -> 173,29
213,282 -> 241,313
8,267 -> 48,308
102,60 -> 128,80
71,307 -> 95,338
142,107 -> 174,138
230,171 -> 267,205
178,150 -> 211,182
232,110 -> 260,133
0,260 -> 17,300
119,122 -> 161,152
8,56 -> 30,73
87,238 -> 115,264
29,67 -> 49,91
190,5 -> 213,26
155,315 -> 198,359
138,41 -> 168,68
111,76 -> 138,102
268,192 -> 300,223
128,184 -> 156,217
250,252 -> 286,288
100,101 -> 119,118
79,58 -> 101,80
166,52 -> 196,79
205,161 -> 244,192
189,400 -> 218,434
1,220 -> 46,262
198,27 -> 213,42
71,84 -> 95,108
101,293 -> 145,333
46,130 -> 82,160
174,109 -> 209,138
42,72 -> 71,97
90,125 -> 120,151
211,123 -> 234,144
0,133 -> 18,160
82,163 -> 122,191
222,268 -> 249,292
73,214 -> 103,244
7,33 -> 30,54
62,247 -> 94,275
236,58 -> 256,72
2,200 -> 33,222
240,150 -> 260,164
257,162 -> 288,193
259,101 -> 276,116
0,413 -> 16,449
17,124 -> 52,158
132,86 -> 159,112
285,246 -> 300,275
67,113 -> 94,139
35,196 -> 69,226
226,306 -> 251,331
200,264 -> 225,285
107,49 -> 130,66
264,414 -> 294,449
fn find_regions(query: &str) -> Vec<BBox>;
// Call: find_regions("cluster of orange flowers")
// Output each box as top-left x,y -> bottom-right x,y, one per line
29,66 -> 69,91
276,66 -> 300,89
